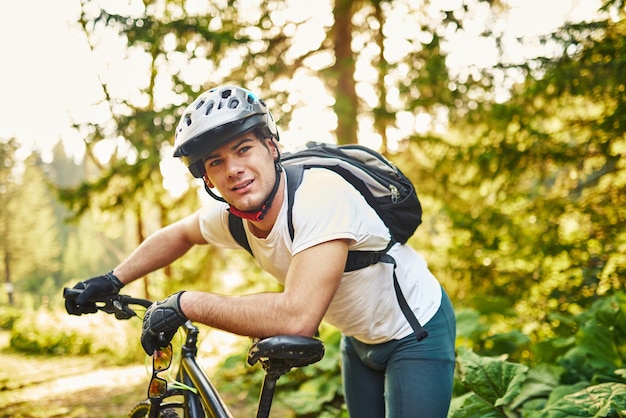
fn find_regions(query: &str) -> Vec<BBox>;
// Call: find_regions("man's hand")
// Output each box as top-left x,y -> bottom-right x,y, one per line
141,292 -> 188,355
65,272 -> 125,315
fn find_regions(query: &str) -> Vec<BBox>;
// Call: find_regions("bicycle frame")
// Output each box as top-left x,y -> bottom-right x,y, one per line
174,321 -> 233,418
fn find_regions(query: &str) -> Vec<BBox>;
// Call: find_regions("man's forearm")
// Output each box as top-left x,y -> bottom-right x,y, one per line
179,290 -> 318,339
177,240 -> 349,338
113,222 -> 200,284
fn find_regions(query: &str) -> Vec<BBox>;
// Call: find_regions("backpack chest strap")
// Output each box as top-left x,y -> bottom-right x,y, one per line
344,240 -> 396,272
346,250 -> 429,342
344,250 -> 389,272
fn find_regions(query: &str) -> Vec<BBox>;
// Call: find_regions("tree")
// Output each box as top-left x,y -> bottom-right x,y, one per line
406,1 -> 626,345
0,139 -> 19,305
0,140 -> 61,306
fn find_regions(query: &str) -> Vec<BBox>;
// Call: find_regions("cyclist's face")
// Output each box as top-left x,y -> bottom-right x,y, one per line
202,133 -> 278,212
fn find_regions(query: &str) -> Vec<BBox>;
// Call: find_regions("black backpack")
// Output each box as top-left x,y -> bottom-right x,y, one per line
228,142 -> 428,341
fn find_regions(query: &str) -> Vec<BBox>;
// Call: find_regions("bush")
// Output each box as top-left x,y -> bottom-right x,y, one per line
450,291 -> 626,417
9,308 -> 145,364
0,306 -> 21,330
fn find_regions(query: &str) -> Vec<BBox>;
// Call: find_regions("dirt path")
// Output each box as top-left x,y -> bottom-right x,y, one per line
0,330 -> 151,417
0,348 -> 147,418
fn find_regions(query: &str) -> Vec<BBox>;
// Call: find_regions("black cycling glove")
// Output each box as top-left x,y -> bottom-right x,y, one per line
65,271 -> 125,315
141,291 -> 188,355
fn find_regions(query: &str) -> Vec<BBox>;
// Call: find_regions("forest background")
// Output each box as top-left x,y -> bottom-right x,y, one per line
0,0 -> 625,417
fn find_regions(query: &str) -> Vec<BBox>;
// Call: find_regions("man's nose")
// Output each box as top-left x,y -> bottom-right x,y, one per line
225,159 -> 244,177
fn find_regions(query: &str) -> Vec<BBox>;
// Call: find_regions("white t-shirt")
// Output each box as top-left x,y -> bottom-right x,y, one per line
198,168 -> 442,344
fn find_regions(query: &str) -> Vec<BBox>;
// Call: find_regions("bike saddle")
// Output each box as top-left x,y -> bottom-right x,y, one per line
247,335 -> 324,368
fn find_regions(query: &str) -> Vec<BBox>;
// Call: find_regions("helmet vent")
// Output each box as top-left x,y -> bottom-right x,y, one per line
195,100 -> 205,110
229,98 -> 240,109
205,101 -> 214,115
184,114 -> 192,126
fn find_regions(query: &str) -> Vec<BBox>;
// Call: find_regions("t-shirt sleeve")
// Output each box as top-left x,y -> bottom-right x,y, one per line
198,200 -> 243,250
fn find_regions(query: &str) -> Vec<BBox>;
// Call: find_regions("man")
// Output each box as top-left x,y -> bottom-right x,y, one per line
65,85 -> 456,417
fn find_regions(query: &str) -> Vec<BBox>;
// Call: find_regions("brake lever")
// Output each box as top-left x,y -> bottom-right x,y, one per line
100,295 -> 137,320
113,299 -> 137,319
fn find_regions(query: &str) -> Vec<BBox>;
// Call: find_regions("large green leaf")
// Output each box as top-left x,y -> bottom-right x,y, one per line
284,376 -> 339,414
449,392 -> 508,418
511,364 -> 563,411
537,382 -> 626,418
456,347 -> 529,407
456,309 -> 489,341
560,293 -> 626,383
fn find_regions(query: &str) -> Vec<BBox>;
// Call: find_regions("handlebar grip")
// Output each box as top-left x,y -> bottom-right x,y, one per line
63,287 -> 152,314
63,287 -> 82,299
63,286 -> 109,303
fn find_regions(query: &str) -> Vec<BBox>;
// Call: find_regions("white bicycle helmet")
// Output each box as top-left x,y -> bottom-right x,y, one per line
173,86 -> 279,178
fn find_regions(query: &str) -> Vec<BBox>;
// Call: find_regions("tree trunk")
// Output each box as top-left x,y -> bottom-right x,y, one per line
373,1 -> 390,155
332,0 -> 358,145
4,250 -> 13,306
135,204 -> 150,300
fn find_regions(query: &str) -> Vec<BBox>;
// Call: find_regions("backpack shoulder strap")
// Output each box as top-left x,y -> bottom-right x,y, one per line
284,164 -> 305,240
228,164 -> 305,254
228,211 -> 252,255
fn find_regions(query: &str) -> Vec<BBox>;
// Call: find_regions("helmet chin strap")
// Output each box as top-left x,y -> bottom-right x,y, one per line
227,161 -> 283,221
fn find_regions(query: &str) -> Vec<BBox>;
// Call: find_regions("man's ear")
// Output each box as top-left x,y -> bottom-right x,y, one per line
267,138 -> 279,159
203,174 -> 214,188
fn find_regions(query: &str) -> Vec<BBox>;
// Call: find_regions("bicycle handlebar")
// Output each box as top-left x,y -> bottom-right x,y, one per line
63,287 -> 153,320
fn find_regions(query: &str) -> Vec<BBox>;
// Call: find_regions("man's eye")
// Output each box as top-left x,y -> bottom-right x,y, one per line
238,146 -> 251,154
208,159 -> 222,167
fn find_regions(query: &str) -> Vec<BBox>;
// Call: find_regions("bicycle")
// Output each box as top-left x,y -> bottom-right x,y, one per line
63,288 -> 325,418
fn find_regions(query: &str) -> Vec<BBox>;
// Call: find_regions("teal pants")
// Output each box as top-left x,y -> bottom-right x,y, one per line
341,289 -> 456,417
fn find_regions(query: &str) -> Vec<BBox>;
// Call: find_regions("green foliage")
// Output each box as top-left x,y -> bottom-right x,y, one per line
8,308 -> 144,364
405,8 -> 626,357
0,306 -> 21,330
534,383 -> 626,418
451,347 -> 529,417
455,307 -> 532,363
210,339 -> 265,406
451,292 -> 626,418
0,141 -> 63,307
558,292 -> 626,385
273,327 -> 346,417
452,346 -> 626,418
